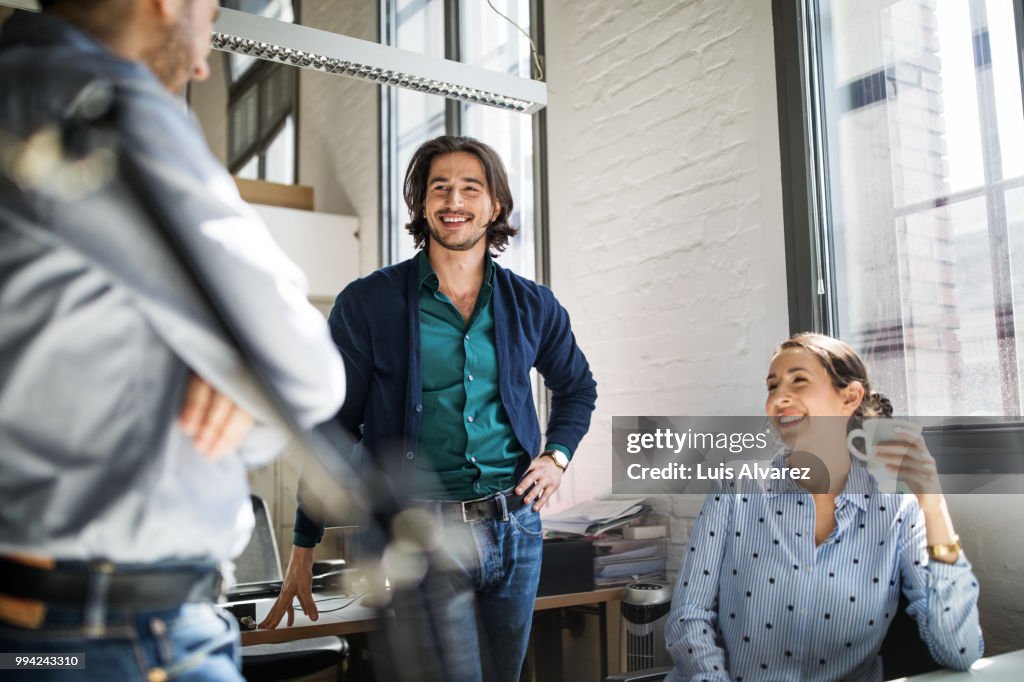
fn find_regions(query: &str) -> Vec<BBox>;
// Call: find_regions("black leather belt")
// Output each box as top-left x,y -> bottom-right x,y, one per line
0,557 -> 222,611
414,488 -> 528,523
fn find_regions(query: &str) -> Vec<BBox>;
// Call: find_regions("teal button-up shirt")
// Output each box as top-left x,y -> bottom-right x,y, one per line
414,251 -> 567,500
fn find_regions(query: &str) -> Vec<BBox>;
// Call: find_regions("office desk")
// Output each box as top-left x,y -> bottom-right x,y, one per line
534,587 -> 623,612
239,596 -> 379,646
893,650 -> 1024,680
239,586 -> 624,675
528,587 -> 623,681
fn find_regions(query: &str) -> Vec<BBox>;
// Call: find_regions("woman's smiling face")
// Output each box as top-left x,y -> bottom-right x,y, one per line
765,347 -> 862,442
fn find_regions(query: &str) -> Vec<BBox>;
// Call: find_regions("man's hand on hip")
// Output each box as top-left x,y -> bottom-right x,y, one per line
177,373 -> 254,458
515,454 -> 565,511
259,545 -> 317,629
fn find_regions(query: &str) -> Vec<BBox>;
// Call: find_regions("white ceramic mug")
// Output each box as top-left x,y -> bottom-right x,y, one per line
846,418 -> 923,492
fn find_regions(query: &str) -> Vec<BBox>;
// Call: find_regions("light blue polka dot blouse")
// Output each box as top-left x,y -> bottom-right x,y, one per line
665,452 -> 983,682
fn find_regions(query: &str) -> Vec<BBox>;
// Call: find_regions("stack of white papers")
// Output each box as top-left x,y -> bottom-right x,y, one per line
543,497 -> 647,536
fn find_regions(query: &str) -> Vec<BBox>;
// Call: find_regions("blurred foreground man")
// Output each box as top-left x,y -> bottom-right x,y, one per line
262,136 -> 597,681
0,1 -> 345,679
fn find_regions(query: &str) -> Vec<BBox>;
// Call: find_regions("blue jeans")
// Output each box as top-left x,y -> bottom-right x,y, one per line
0,602 -> 242,681
386,501 -> 544,682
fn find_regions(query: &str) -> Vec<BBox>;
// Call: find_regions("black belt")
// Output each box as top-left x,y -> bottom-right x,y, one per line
0,557 -> 222,611
414,488 -> 528,523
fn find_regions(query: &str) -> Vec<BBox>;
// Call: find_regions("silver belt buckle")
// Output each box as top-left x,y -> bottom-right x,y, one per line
460,499 -> 472,523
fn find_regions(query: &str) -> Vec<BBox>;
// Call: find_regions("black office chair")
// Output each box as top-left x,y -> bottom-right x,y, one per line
242,637 -> 349,682
235,496 -> 348,682
879,593 -> 941,679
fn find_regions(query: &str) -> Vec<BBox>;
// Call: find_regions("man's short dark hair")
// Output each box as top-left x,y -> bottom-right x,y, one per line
403,135 -> 517,255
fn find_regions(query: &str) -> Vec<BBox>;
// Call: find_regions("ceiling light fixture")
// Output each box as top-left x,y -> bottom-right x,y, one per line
213,9 -> 546,114
0,3 -> 548,114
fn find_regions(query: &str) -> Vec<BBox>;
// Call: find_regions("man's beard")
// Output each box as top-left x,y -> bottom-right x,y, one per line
142,8 -> 195,94
428,222 -> 488,252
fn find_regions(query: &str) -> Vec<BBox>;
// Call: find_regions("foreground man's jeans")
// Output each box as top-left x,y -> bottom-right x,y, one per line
0,602 -> 242,681
385,502 -> 544,682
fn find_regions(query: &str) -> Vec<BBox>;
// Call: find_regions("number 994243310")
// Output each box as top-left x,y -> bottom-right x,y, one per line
2,654 -> 84,669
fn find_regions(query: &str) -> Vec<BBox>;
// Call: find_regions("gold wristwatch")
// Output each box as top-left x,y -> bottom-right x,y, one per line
926,536 -> 961,559
543,450 -> 569,472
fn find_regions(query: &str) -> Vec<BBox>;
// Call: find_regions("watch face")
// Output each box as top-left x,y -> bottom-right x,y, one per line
549,451 -> 569,469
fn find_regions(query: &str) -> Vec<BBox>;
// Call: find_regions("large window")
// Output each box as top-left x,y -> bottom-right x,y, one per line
380,0 -> 542,280
225,0 -> 298,183
775,0 -> 1024,418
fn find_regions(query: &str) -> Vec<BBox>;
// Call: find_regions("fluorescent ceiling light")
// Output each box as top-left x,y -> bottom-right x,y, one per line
0,3 -> 547,114
213,9 -> 546,114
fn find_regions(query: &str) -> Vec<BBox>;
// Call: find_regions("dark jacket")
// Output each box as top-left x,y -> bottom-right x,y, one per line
295,257 -> 597,539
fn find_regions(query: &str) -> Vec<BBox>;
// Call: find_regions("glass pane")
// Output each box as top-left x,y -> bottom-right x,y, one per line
236,154 -> 259,180
818,0 -> 1023,416
396,0 -> 446,58
1005,187 -> 1024,404
392,90 -> 446,263
264,115 -> 295,184
226,0 -> 294,22
462,103 -> 535,280
229,86 -> 259,163
887,197 -> 1003,415
387,0 -> 446,263
985,1 -> 1024,181
461,0 -> 533,78
224,0 -> 295,82
934,0 -> 985,194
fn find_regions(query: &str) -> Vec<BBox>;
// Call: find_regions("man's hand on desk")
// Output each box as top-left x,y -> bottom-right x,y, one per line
177,373 -> 254,458
259,545 -> 317,628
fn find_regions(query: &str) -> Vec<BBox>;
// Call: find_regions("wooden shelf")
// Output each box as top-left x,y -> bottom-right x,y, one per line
234,177 -> 314,211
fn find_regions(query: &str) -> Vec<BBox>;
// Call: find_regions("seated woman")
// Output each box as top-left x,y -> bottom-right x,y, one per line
665,333 -> 982,681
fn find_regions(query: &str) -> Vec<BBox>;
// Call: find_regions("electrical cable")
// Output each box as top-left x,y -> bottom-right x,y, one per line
485,0 -> 543,81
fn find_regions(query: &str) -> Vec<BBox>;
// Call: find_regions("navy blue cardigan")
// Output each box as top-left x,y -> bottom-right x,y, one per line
295,257 -> 597,540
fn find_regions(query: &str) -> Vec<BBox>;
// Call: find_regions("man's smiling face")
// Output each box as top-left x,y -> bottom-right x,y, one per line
423,151 -> 499,253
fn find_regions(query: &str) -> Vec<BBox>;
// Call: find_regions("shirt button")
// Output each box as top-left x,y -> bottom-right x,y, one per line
468,374 -> 474,381
467,416 -> 474,423
470,456 -> 477,463
800,608 -> 807,615
464,334 -> 470,341
415,404 -> 423,412
405,451 -> 415,460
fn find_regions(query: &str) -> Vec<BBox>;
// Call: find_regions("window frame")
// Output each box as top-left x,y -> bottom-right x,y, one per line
772,0 -> 1024,432
378,0 -> 550,285
224,0 -> 302,183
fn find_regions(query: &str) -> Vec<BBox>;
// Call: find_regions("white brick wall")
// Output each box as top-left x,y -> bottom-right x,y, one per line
542,0 -> 789,574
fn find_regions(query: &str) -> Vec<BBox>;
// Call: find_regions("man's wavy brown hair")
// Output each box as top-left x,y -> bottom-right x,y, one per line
403,136 -> 517,255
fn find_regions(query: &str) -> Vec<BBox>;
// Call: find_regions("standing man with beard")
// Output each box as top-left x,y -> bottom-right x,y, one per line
0,1 -> 345,680
262,136 -> 597,681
